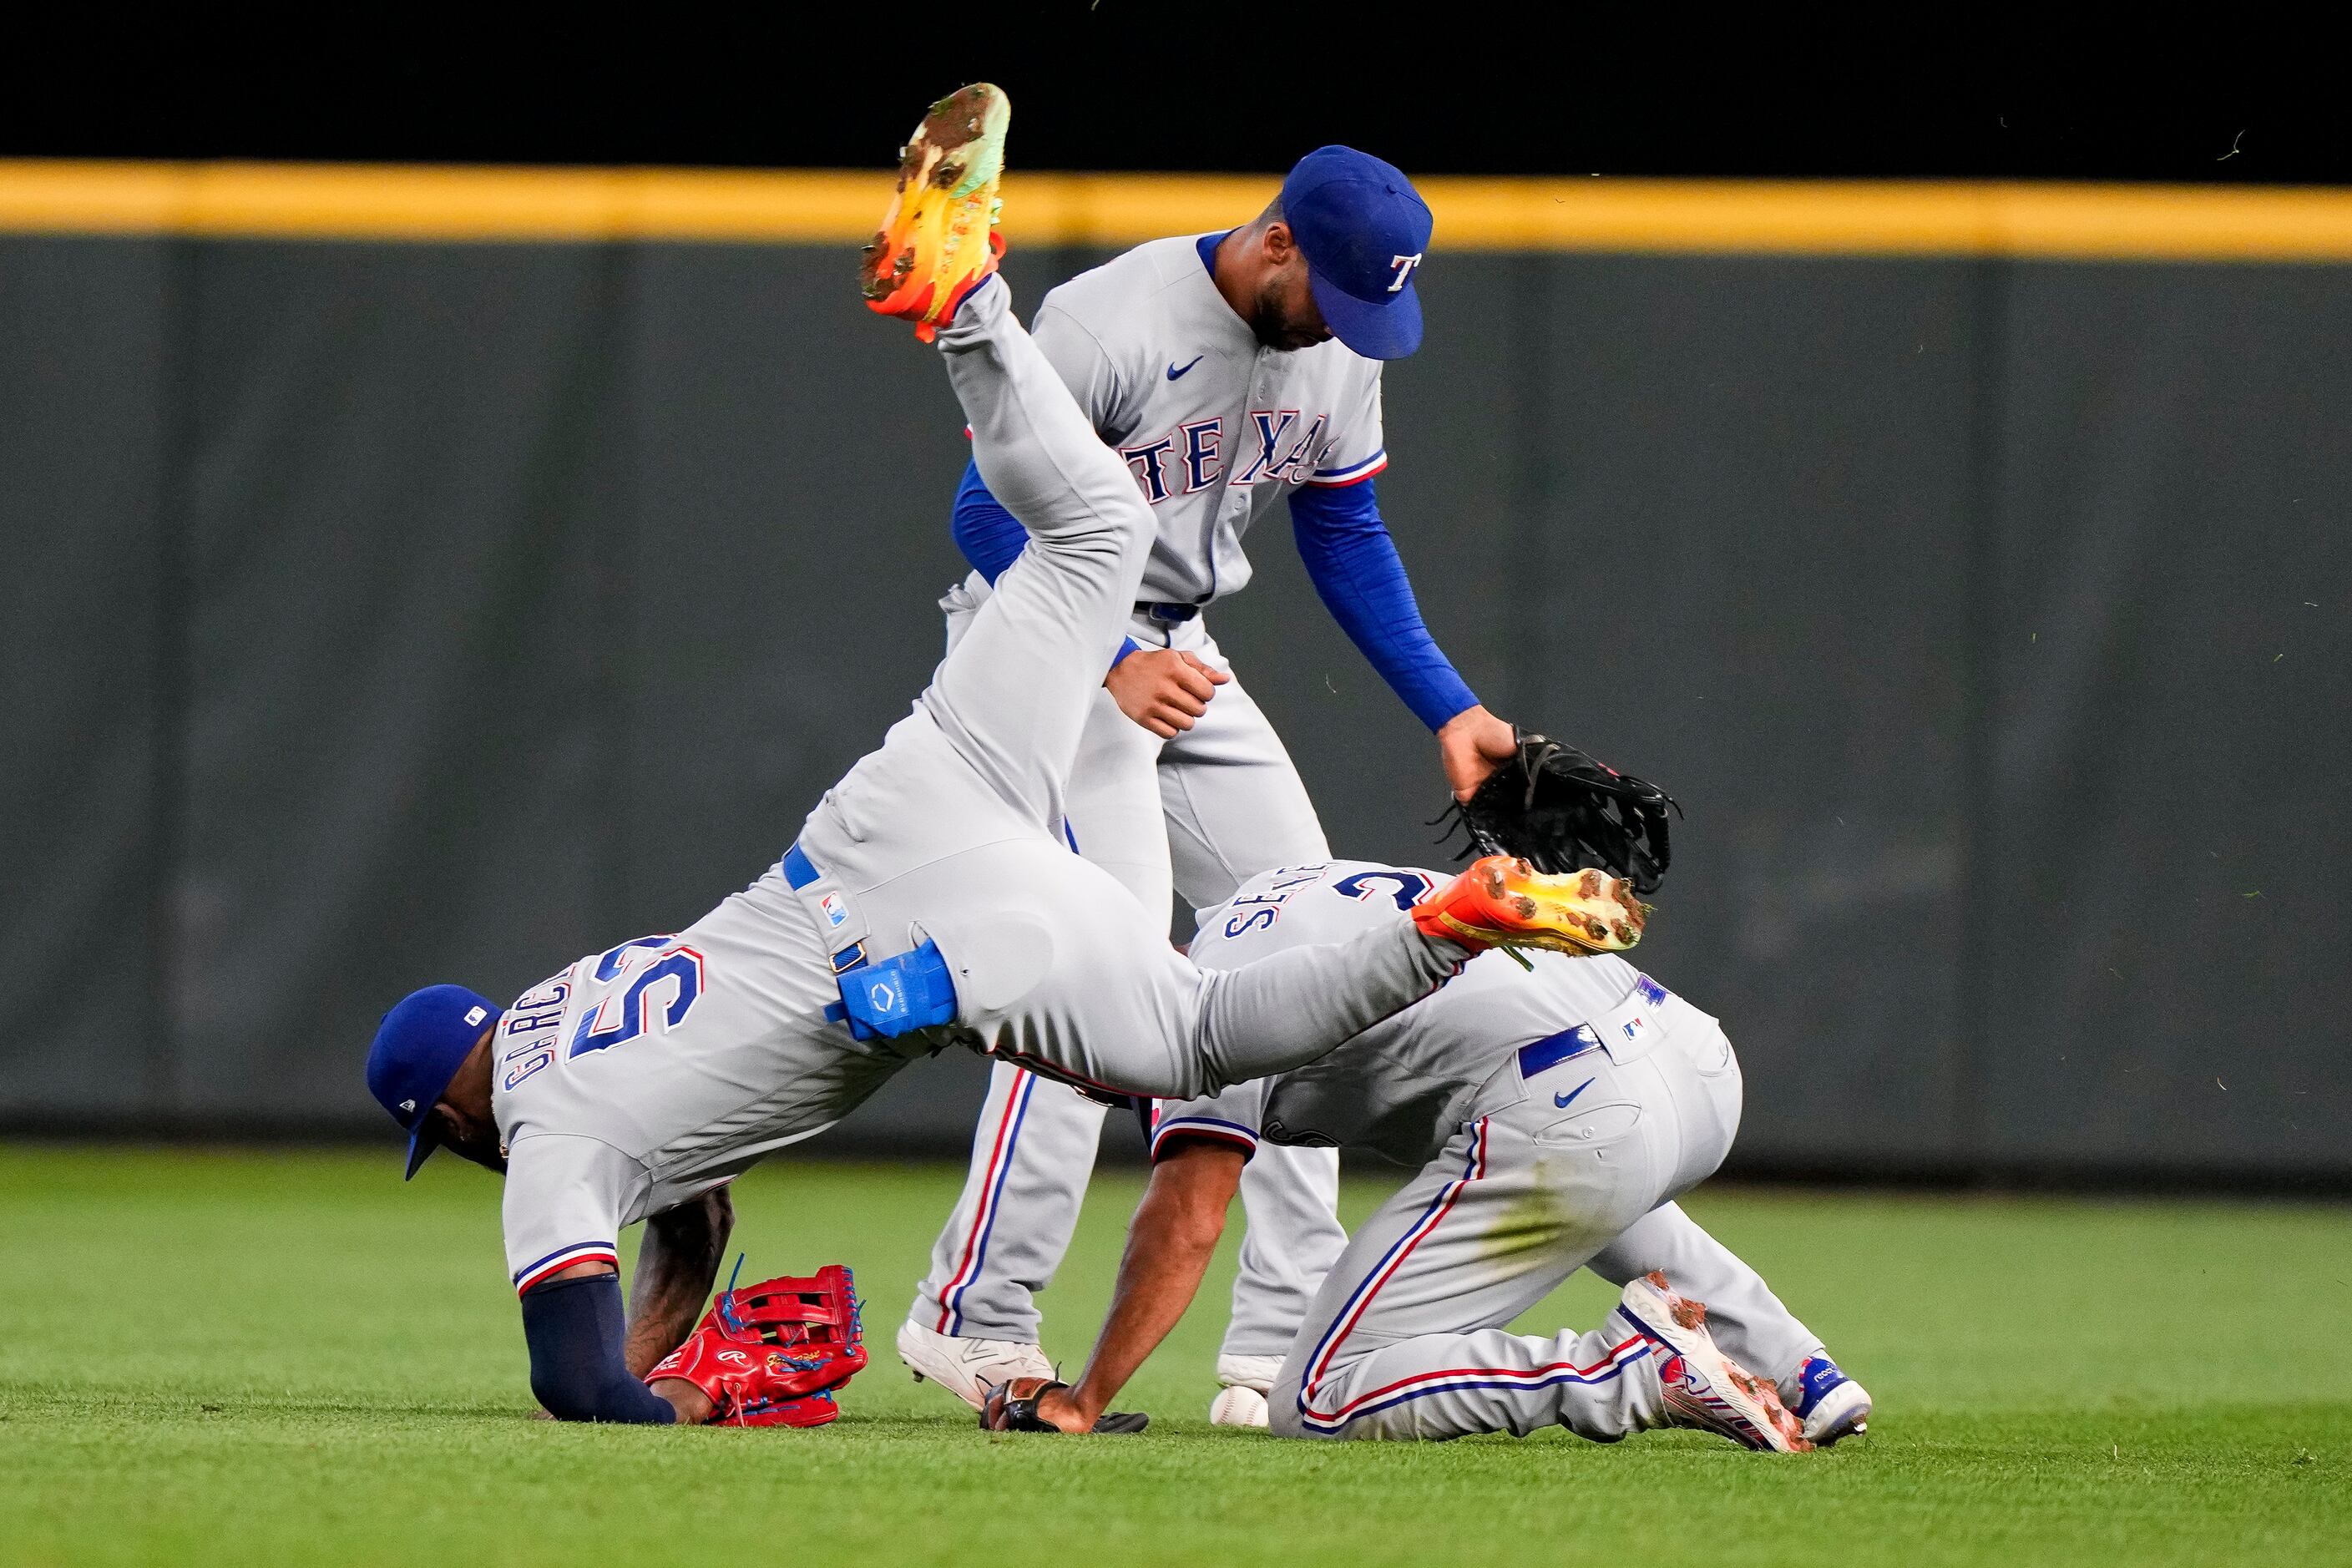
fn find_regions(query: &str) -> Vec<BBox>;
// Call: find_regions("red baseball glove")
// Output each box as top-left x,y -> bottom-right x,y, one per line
647,1264 -> 867,1428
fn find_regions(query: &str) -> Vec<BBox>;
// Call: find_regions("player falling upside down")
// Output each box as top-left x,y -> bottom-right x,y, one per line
980,858 -> 1870,1452
903,139 -> 1509,1421
359,83 -> 1646,1428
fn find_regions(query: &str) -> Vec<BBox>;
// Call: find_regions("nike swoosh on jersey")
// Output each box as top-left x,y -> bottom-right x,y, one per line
1166,355 -> 1205,381
1553,1077 -> 1596,1110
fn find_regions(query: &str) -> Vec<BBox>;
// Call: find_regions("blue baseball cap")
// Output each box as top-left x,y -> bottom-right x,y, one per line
1281,145 -> 1433,361
366,984 -> 501,1179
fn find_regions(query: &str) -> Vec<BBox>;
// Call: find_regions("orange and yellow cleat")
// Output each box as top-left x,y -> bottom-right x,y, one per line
861,83 -> 1010,341
1411,855 -> 1650,957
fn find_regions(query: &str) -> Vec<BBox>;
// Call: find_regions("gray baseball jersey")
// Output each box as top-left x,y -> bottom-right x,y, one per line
1156,860 -> 1658,1167
1031,234 -> 1388,607
492,877 -> 902,1293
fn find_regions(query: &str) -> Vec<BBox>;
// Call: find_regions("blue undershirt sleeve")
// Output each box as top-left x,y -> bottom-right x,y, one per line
953,456 -> 1141,668
519,1272 -> 678,1424
1288,478 -> 1480,732
950,457 -> 1028,586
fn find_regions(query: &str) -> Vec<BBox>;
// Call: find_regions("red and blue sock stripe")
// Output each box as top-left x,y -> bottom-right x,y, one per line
512,1240 -> 620,1295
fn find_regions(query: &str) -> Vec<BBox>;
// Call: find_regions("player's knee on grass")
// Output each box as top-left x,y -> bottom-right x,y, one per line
1267,1401 -> 1310,1439
1266,1365 -> 1314,1439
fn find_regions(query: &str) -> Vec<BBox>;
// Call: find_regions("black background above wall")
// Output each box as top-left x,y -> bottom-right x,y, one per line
4,13 -> 2341,183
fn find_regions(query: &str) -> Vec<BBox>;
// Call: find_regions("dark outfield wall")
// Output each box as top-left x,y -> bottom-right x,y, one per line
3,237 -> 2345,1181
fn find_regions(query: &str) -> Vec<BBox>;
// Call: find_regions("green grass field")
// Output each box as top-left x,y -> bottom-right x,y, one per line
1,1146 -> 2346,1567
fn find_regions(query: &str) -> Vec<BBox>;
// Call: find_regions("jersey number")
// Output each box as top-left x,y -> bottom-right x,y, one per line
1332,869 -> 1435,910
569,944 -> 706,1058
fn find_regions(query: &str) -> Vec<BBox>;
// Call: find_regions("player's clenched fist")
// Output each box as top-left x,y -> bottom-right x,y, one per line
1105,648 -> 1232,738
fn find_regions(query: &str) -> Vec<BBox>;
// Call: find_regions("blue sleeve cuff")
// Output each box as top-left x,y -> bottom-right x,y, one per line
1289,478 -> 1480,732
519,1272 -> 678,1424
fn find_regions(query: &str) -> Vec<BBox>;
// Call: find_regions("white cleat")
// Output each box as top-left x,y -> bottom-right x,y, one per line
895,1319 -> 1053,1411
1216,1353 -> 1282,1393
1618,1272 -> 1812,1453
1788,1354 -> 1873,1446
1209,1353 -> 1279,1427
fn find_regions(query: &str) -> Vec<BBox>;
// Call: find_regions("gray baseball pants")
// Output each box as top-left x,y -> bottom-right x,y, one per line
792,280 -> 1464,1109
1270,998 -> 1826,1442
912,594 -> 1343,1354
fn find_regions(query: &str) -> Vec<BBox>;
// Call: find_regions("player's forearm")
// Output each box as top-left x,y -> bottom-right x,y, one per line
1288,481 -> 1479,731
1063,1146 -> 1243,1424
521,1273 -> 679,1424
622,1186 -> 733,1378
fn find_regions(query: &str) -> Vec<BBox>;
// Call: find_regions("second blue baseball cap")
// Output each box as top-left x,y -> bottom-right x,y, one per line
1281,145 -> 1433,361
366,984 -> 502,1179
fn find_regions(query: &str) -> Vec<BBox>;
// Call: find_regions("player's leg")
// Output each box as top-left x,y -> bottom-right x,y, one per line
861,80 -> 1148,822
915,278 -> 1156,827
1586,1201 -> 1823,1394
899,1061 -> 1103,1402
914,1070 -> 1108,1345
1268,1111 -> 1668,1443
1268,1017 -> 1795,1445
902,834 -> 1468,1101
1211,1141 -> 1348,1419
804,275 -> 1186,901
1586,1200 -> 1870,1443
1578,1004 -> 1834,1395
1581,1009 -> 1835,1444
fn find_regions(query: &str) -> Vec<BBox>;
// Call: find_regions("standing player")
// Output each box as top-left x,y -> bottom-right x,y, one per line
359,86 -> 1646,1427
980,859 -> 1871,1450
904,144 -> 1525,1422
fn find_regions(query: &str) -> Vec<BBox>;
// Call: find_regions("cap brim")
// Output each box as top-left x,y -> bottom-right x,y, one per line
1308,268 -> 1424,360
402,1120 -> 440,1181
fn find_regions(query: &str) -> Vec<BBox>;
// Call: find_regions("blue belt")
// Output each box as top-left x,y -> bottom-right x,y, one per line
782,841 -> 958,1040
1516,974 -> 1671,1080
1517,1024 -> 1601,1080
1136,600 -> 1200,623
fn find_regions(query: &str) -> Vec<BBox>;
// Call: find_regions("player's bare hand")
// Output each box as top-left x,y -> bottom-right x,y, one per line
1439,705 -> 1518,802
1106,649 -> 1231,739
1032,1384 -> 1096,1434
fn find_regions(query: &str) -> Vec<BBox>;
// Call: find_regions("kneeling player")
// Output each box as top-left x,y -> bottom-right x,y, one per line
985,859 -> 1871,1451
362,89 -> 1646,1429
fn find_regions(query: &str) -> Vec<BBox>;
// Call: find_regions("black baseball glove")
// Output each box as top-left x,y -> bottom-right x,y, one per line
979,1378 -> 1150,1435
1439,731 -> 1680,896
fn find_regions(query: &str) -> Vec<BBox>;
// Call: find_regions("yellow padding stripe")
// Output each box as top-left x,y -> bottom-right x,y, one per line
6,160 -> 2352,260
